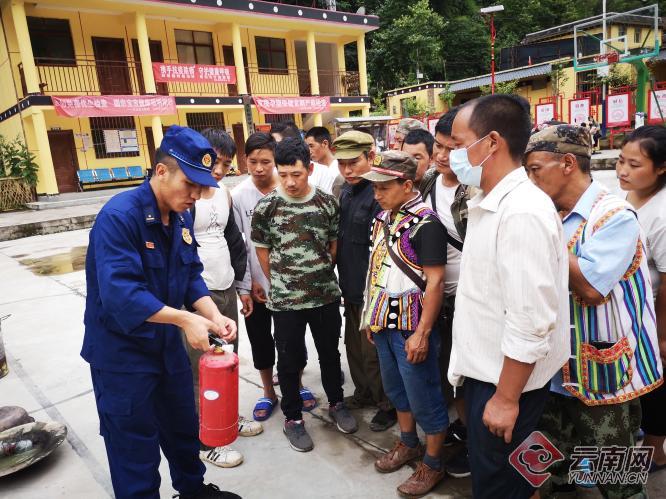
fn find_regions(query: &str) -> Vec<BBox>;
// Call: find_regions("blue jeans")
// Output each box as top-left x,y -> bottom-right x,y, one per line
373,328 -> 448,434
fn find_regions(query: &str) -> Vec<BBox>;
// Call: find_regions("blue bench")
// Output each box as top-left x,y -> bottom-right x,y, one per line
76,166 -> 145,190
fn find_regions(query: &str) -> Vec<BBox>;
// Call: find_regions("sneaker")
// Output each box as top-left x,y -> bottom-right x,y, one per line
369,408 -> 397,432
199,447 -> 243,468
329,402 -> 358,434
397,461 -> 446,498
446,448 -> 471,478
173,483 -> 242,499
283,419 -> 314,452
443,418 -> 467,446
375,440 -> 424,473
238,416 -> 263,437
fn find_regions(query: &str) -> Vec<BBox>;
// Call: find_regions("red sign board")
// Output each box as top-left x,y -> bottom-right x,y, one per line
648,89 -> 666,124
593,51 -> 620,64
254,96 -> 330,114
52,95 -> 177,117
152,63 -> 236,84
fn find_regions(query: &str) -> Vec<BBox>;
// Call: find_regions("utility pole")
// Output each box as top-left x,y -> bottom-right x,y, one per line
480,5 -> 505,95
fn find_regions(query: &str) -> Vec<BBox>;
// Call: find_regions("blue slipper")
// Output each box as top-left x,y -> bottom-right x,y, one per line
300,387 -> 317,412
253,397 -> 277,422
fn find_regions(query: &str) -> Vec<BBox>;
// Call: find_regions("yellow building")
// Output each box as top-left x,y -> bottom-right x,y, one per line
386,11 -> 663,126
0,0 -> 377,195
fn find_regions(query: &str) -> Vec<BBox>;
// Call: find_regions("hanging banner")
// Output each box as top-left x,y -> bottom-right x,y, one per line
535,103 -> 555,125
253,96 -> 330,114
606,92 -> 631,127
152,63 -> 236,84
52,95 -> 177,117
568,98 -> 591,125
648,89 -> 666,124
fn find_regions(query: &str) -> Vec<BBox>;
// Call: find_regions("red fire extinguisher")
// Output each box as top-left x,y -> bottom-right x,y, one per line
199,335 -> 239,448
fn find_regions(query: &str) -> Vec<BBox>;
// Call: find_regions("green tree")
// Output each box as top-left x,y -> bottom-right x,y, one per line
479,79 -> 519,95
368,0 -> 446,94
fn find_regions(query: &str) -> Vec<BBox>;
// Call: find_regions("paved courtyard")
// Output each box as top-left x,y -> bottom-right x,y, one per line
1,171 -> 664,498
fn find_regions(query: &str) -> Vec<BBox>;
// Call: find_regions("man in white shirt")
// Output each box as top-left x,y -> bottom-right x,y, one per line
306,127 -> 344,197
447,95 -> 570,499
186,129 -> 263,469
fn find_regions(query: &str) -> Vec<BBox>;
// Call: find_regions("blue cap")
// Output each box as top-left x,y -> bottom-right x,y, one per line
159,126 -> 218,188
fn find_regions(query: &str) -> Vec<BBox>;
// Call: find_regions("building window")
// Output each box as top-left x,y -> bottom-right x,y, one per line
255,37 -> 288,74
618,25 -> 627,37
175,30 -> 215,65
90,116 -> 140,159
186,112 -> 225,133
400,97 -> 416,117
634,28 -> 642,44
27,17 -> 76,65
264,114 -> 295,124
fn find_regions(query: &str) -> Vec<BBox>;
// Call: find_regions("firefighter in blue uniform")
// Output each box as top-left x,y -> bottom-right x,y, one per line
82,126 -> 240,499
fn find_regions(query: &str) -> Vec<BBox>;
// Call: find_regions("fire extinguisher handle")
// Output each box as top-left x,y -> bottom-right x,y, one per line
208,333 -> 228,348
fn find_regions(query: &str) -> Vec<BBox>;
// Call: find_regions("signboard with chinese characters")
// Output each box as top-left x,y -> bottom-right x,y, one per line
606,93 -> 631,127
253,96 -> 330,114
648,89 -> 666,124
535,103 -> 555,125
152,63 -> 236,84
52,95 -> 177,117
568,98 -> 591,125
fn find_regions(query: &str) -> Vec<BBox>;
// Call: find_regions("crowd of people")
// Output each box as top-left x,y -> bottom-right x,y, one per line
82,93 -> 665,499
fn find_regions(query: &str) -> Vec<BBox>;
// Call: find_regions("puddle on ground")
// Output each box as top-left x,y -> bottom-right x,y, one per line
18,246 -> 87,276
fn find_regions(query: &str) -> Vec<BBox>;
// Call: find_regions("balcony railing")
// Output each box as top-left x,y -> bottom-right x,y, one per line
19,58 -> 361,98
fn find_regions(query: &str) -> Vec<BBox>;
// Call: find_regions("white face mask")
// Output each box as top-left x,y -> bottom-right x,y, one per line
449,134 -> 493,188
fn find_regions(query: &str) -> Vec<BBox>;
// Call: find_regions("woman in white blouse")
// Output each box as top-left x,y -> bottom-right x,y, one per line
617,125 -> 666,472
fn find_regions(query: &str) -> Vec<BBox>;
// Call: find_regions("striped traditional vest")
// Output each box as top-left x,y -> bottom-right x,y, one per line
362,196 -> 436,333
562,192 -> 663,405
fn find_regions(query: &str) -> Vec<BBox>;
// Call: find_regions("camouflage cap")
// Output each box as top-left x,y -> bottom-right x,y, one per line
332,130 -> 374,160
525,124 -> 592,159
396,118 -> 427,135
361,150 -> 417,182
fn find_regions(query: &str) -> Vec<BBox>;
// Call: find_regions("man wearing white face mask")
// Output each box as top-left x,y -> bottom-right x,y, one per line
447,95 -> 570,499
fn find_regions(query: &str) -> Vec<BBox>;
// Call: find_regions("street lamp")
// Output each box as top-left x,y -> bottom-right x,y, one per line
480,4 -> 505,95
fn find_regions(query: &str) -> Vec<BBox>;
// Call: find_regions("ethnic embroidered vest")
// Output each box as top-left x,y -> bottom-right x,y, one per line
361,197 -> 436,333
562,192 -> 663,405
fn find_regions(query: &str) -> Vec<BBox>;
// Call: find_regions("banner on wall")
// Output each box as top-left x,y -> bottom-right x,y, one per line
52,95 -> 177,117
648,89 -> 666,124
253,96 -> 330,114
606,93 -> 631,127
535,103 -> 555,125
568,98 -> 591,125
152,63 -> 236,84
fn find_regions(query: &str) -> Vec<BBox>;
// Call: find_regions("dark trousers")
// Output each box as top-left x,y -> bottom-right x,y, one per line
465,378 -> 550,499
244,301 -> 275,371
344,302 -> 391,411
438,295 -> 459,405
91,368 -> 205,499
273,301 -> 343,421
640,380 -> 666,436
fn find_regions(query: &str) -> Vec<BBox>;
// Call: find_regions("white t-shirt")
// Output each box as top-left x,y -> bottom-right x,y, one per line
193,182 -> 234,291
232,177 -> 271,294
427,176 -> 462,297
309,162 -> 339,195
631,187 -> 666,295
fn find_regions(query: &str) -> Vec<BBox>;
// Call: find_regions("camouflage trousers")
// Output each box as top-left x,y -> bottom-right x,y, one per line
538,392 -> 645,499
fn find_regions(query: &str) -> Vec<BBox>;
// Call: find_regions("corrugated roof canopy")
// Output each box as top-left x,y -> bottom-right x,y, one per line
445,63 -> 552,93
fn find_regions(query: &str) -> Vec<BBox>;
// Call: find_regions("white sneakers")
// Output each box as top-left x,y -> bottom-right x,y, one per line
200,415 -> 264,468
200,447 -> 244,468
238,416 -> 263,437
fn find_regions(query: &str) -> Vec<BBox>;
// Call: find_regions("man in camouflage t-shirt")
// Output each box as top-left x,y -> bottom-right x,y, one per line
251,137 -> 357,452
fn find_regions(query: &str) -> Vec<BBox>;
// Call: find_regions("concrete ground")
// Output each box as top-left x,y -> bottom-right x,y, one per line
1,170 -> 664,499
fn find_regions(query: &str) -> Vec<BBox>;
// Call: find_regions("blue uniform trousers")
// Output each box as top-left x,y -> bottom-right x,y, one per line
91,368 -> 205,499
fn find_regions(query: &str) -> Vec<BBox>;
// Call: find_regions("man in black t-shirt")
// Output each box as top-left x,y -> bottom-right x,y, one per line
360,151 -> 449,498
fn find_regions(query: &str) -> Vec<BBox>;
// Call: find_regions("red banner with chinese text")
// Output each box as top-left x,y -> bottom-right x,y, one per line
254,96 -> 330,114
52,95 -> 177,117
152,63 -> 236,84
